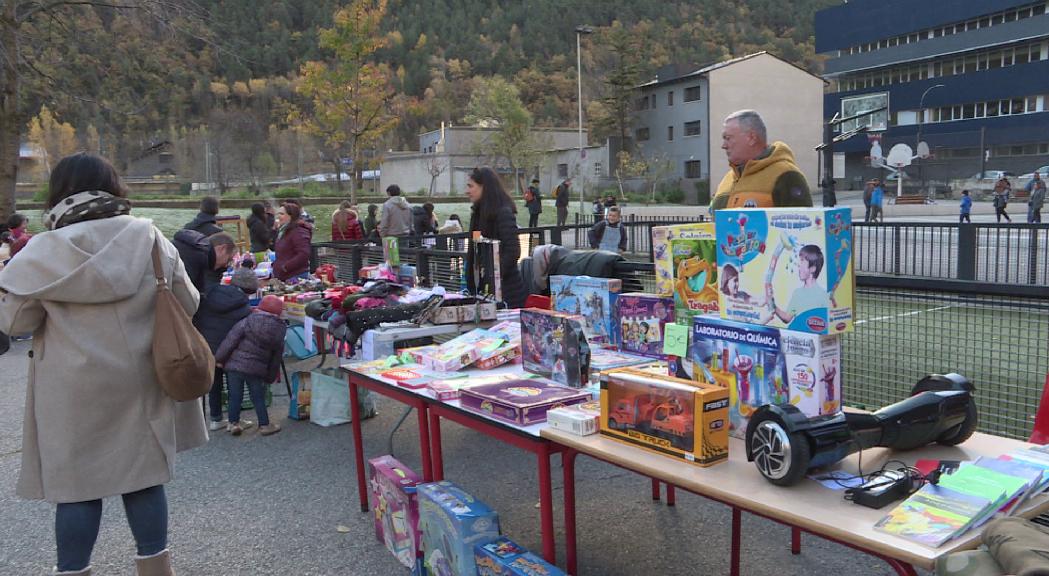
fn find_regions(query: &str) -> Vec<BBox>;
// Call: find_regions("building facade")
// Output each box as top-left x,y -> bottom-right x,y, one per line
633,52 -> 824,203
816,0 -> 1049,187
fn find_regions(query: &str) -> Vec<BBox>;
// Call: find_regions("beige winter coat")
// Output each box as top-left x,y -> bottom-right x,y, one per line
0,215 -> 208,503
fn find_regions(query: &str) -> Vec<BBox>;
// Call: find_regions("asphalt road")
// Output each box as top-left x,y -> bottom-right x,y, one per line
0,341 -> 928,576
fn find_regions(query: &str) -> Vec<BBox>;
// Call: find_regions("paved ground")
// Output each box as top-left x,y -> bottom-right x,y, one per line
0,341 -> 933,576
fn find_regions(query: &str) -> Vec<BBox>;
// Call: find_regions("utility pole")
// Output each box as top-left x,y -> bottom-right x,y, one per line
575,25 -> 593,215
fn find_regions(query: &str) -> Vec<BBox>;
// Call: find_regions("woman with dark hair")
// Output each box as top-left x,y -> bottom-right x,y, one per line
0,153 -> 205,575
363,204 -> 380,242
273,202 -> 314,281
465,167 -> 526,308
247,202 -> 272,255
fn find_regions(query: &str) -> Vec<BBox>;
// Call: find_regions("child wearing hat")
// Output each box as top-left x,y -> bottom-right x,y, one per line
215,295 -> 287,436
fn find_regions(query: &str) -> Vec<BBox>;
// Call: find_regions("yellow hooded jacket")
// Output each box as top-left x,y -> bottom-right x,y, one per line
711,141 -> 812,211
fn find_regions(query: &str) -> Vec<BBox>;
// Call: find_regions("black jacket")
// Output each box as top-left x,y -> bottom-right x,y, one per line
194,284 -> 252,353
412,206 -> 436,235
247,214 -> 272,252
467,205 -> 525,308
184,212 -> 223,237
525,186 -> 542,214
555,183 -> 570,207
588,220 -> 628,251
173,229 -> 218,294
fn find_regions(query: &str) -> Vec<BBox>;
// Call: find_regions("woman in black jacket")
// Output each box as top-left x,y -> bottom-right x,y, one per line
247,203 -> 272,253
465,167 -> 526,308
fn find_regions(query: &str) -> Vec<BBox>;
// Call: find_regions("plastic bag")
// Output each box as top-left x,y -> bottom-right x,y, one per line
309,367 -> 376,427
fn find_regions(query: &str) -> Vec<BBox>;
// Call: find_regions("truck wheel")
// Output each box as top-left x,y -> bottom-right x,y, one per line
748,415 -> 811,486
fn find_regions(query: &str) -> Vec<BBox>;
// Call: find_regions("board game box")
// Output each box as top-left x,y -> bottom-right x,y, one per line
612,293 -> 675,359
520,308 -> 591,388
459,379 -> 592,426
474,536 -> 566,576
652,223 -> 719,322
368,456 -> 423,568
550,275 -> 621,345
418,481 -> 501,576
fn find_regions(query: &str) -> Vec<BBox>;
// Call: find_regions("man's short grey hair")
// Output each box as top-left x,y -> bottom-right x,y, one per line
725,110 -> 767,143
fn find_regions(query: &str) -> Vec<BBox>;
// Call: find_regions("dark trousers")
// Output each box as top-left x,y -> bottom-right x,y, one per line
556,206 -> 568,227
56,485 -> 167,571
528,212 -> 540,228
226,370 -> 269,426
864,204 -> 871,222
996,206 -> 1011,222
959,213 -> 971,223
208,367 -> 224,422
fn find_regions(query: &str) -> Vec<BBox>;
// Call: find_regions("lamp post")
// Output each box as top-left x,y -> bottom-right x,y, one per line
575,25 -> 593,216
917,83 -> 945,192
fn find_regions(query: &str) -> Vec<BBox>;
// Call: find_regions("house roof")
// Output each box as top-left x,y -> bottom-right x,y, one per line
638,51 -> 827,88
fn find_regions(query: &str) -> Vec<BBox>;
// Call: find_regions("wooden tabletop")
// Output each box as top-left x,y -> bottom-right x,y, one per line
541,427 -> 1049,569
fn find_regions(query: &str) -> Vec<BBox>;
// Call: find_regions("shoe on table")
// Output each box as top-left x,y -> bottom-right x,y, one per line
227,420 -> 254,436
259,423 -> 282,436
208,419 -> 228,431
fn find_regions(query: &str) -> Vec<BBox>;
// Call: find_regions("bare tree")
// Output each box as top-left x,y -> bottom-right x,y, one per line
427,153 -> 446,196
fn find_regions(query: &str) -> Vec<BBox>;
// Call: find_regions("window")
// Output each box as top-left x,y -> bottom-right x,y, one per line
685,160 -> 702,179
667,125 -> 674,141
158,152 -> 174,164
635,127 -> 650,141
667,91 -> 674,106
684,120 -> 702,137
557,163 -> 569,178
684,85 -> 702,102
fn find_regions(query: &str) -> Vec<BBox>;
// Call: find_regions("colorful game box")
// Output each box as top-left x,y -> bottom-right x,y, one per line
520,308 -> 591,388
418,481 -> 501,576
613,294 -> 675,359
715,207 -> 854,334
549,275 -> 622,345
413,329 -> 509,372
589,348 -> 655,373
691,316 -> 842,439
599,368 -> 729,467
652,223 -> 719,321
546,401 -> 601,436
368,456 -> 423,568
473,320 -> 522,369
460,379 -> 592,426
475,536 -> 566,576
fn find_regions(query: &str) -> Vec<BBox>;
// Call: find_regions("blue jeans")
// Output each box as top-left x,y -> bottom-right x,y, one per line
56,485 -> 167,571
226,370 -> 269,426
208,367 -> 225,422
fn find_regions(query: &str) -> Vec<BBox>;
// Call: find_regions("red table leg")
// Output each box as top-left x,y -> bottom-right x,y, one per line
666,484 -> 676,506
417,402 -> 433,482
563,449 -> 578,576
791,527 -> 801,555
348,376 -> 369,513
651,478 -> 660,501
537,442 -> 556,564
428,408 -> 444,481
730,507 -> 742,576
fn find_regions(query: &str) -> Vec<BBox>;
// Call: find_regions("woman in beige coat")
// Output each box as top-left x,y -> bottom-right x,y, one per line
0,153 -> 207,576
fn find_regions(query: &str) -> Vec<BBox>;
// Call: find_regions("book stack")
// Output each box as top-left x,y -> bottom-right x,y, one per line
874,446 -> 1049,547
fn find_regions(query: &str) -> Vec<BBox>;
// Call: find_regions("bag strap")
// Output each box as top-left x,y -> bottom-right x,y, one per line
150,237 -> 168,288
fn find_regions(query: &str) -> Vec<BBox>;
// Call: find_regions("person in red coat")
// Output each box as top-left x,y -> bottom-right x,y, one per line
273,203 -> 313,281
7,214 -> 32,258
331,200 -> 364,241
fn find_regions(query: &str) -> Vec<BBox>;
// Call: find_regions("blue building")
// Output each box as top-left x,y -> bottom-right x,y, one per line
816,0 -> 1049,188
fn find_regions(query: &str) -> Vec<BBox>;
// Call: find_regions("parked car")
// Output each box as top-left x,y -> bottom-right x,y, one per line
970,170 -> 1017,180
1019,165 -> 1049,179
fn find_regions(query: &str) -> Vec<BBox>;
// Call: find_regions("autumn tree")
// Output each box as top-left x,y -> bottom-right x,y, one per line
296,0 -> 398,203
465,76 -> 548,194
26,106 -> 78,178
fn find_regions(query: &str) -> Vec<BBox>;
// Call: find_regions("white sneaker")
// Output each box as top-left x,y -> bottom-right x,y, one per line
208,419 -> 228,431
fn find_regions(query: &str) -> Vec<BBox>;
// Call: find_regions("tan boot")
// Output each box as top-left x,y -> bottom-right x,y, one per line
135,549 -> 174,576
53,568 -> 91,575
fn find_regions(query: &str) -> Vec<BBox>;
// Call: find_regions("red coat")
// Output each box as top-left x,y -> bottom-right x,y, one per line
274,221 -> 313,281
332,215 -> 364,241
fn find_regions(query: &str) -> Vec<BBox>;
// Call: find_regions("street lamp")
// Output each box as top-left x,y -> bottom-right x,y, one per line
917,83 -> 945,191
575,25 -> 593,216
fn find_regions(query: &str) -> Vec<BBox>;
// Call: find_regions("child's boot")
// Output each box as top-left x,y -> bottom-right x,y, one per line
135,549 -> 174,576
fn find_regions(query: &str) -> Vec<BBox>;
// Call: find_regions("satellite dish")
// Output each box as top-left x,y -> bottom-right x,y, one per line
916,142 -> 930,159
886,143 -> 914,168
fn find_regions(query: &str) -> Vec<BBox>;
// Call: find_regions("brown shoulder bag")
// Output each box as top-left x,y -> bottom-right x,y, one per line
151,238 -> 215,401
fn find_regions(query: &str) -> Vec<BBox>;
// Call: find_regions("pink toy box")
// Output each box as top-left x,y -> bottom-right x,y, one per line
368,455 -> 423,568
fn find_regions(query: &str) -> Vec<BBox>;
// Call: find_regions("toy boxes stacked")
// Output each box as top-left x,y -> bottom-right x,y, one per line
418,480 -> 501,576
368,456 -> 423,568
550,275 -> 621,345
519,308 -> 591,388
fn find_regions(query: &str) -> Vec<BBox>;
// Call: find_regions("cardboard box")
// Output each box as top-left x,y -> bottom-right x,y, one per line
460,379 -> 591,426
691,316 -> 842,439
714,207 -> 854,334
520,308 -> 591,388
549,275 -> 621,345
475,536 -> 566,576
412,328 -> 508,372
473,320 -> 521,369
612,294 -> 675,359
547,401 -> 601,436
652,223 -> 719,321
368,456 -> 423,568
418,481 -> 501,576
599,368 -> 729,467
432,298 -> 499,325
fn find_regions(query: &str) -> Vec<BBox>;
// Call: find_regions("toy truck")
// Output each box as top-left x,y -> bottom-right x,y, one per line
607,393 -> 693,449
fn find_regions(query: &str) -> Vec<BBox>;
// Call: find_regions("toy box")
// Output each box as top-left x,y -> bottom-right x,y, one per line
428,373 -> 532,402
691,316 -> 842,439
600,368 -> 728,466
475,537 -> 566,576
520,308 -> 591,388
589,348 -> 655,373
613,294 -> 675,359
546,401 -> 601,436
413,329 -> 508,372
549,275 -> 621,345
473,320 -> 521,369
714,207 -> 854,334
383,236 -> 401,266
418,481 -> 501,576
460,379 -> 592,426
652,223 -> 719,321
368,455 -> 423,568
432,298 -> 499,325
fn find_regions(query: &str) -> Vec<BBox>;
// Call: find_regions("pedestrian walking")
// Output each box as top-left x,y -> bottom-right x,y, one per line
994,176 -> 1012,223
554,178 -> 571,227
863,180 -> 874,222
869,179 -> 884,222
0,152 -> 206,576
525,178 -> 542,228
959,190 -> 972,224
1026,173 -> 1046,223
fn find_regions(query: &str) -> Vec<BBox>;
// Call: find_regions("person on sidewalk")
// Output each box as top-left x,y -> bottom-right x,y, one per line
1026,173 -> 1046,223
183,196 -> 223,236
554,178 -> 571,227
993,176 -> 1012,223
863,180 -> 874,222
0,152 -> 205,576
588,206 -> 628,253
821,176 -> 837,207
196,266 -> 255,432
525,178 -> 542,228
869,179 -> 885,223
959,190 -> 972,224
214,295 -> 288,437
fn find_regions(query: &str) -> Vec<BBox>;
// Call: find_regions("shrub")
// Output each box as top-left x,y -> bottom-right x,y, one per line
694,180 -> 711,205
658,188 -> 685,204
32,185 -> 49,203
273,187 -> 301,199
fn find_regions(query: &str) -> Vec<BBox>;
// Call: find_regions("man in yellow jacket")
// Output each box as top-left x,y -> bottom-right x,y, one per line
711,109 -> 812,211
